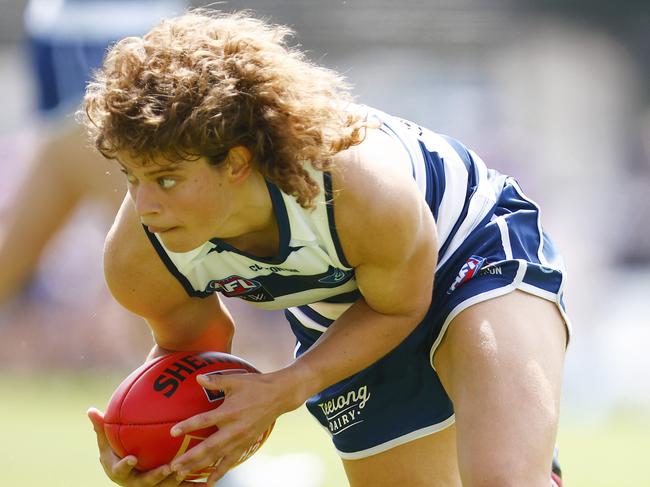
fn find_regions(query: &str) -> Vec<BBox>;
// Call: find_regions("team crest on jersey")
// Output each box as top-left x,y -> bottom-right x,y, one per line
204,276 -> 274,302
318,266 -> 354,285
447,255 -> 485,294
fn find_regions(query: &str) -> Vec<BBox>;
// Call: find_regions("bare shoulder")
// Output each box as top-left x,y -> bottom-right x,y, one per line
104,196 -> 194,321
330,127 -> 437,268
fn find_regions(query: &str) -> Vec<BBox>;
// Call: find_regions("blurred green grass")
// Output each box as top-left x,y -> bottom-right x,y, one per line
0,371 -> 346,487
0,372 -> 648,486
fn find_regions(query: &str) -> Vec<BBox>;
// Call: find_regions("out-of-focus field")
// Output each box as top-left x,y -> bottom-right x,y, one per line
0,371 -> 346,487
0,372 -> 648,487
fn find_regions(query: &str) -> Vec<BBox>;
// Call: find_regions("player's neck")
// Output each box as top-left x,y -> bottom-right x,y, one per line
219,172 -> 279,257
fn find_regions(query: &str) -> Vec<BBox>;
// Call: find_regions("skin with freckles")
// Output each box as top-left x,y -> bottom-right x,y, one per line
118,148 -> 274,254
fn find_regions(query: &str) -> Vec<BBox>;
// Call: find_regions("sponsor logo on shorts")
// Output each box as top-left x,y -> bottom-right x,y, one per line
478,264 -> 503,277
318,385 -> 370,435
447,255 -> 485,294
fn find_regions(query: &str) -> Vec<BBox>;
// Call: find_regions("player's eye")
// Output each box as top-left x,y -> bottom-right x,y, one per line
158,177 -> 177,189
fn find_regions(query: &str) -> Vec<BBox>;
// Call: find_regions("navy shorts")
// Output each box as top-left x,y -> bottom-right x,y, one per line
301,178 -> 570,459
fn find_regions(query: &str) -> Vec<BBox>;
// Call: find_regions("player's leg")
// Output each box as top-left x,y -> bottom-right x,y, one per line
433,290 -> 567,487
342,423 -> 461,487
0,123 -> 123,304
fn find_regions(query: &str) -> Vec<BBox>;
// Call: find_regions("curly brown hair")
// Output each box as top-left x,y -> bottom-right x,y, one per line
80,9 -> 368,208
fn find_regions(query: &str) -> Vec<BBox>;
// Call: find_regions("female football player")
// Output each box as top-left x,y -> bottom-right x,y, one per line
84,10 -> 568,487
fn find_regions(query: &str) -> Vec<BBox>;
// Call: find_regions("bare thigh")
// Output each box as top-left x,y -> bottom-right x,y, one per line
433,290 -> 567,486
342,423 -> 461,487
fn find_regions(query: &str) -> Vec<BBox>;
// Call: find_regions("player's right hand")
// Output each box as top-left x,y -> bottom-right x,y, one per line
88,407 -> 197,486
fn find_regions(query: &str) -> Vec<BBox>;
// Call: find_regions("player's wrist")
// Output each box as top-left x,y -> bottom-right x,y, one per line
268,362 -> 322,413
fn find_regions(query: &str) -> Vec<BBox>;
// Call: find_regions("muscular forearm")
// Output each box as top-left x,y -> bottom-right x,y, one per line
149,318 -> 234,357
273,298 -> 425,412
143,299 -> 235,361
147,329 -> 233,359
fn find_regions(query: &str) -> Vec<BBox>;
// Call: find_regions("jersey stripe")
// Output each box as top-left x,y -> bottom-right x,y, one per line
423,134 -> 469,256
323,172 -> 352,269
307,301 -> 353,320
380,124 -> 417,180
418,142 -> 445,217
436,135 -> 479,259
495,215 -> 514,260
287,306 -> 329,332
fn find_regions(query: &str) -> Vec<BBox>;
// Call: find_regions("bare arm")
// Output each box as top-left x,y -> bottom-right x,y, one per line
91,195 -> 235,487
104,195 -> 235,357
282,128 -> 438,400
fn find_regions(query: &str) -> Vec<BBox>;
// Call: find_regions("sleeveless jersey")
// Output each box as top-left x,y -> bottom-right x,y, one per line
146,106 -> 508,351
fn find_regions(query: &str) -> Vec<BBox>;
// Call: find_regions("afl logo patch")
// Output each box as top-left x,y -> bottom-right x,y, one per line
204,276 -> 275,302
447,255 -> 485,294
205,276 -> 260,296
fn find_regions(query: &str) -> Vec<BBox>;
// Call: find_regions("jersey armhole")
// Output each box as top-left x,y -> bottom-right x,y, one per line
142,225 -> 212,299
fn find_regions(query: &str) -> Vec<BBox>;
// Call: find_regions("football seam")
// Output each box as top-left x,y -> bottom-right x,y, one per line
113,356 -> 168,453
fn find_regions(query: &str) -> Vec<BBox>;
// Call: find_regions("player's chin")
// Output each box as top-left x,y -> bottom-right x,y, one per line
158,230 -> 202,253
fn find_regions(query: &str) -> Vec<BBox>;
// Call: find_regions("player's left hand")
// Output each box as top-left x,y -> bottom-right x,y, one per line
169,371 -> 301,485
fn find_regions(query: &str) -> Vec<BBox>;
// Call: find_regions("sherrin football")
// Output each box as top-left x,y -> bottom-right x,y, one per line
104,351 -> 274,481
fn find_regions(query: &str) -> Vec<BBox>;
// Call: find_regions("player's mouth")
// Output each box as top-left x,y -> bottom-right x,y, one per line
146,225 -> 178,234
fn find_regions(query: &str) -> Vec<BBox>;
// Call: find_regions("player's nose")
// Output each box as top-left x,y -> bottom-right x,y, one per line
133,184 -> 162,217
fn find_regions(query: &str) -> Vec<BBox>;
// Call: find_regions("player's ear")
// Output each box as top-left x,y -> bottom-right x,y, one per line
225,146 -> 253,183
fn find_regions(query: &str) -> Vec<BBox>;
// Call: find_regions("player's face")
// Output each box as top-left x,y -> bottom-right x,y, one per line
118,155 -> 239,252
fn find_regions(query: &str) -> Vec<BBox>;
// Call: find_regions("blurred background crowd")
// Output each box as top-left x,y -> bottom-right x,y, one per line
0,0 -> 649,484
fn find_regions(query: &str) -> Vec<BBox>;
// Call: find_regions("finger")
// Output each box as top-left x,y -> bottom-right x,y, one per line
88,408 -> 111,451
170,409 -> 220,438
111,455 -> 138,479
87,407 -> 104,431
171,435 -> 222,478
196,372 -> 232,391
206,453 -> 239,486
138,463 -> 174,485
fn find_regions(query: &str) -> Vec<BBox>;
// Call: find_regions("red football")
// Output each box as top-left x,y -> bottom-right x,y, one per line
104,351 -> 273,480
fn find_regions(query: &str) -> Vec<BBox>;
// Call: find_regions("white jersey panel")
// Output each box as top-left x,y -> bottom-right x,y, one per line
149,167 -> 358,311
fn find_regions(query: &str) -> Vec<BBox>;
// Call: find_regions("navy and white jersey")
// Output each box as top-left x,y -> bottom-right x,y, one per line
147,106 -> 560,346
146,105 -> 569,457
